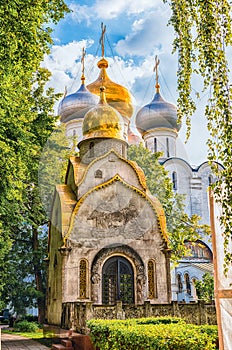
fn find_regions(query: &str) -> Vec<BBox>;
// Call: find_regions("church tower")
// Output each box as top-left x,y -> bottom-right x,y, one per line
58,48 -> 98,142
135,57 -> 181,161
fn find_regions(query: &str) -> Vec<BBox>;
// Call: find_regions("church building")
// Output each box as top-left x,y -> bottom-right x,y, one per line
47,51 -> 172,327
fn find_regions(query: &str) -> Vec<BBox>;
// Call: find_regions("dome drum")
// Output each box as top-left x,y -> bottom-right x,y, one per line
78,137 -> 128,164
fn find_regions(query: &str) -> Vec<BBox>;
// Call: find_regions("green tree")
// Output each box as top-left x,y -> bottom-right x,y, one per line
194,273 -> 214,303
0,0 -> 69,321
128,144 -> 210,261
38,124 -> 73,218
164,0 -> 232,267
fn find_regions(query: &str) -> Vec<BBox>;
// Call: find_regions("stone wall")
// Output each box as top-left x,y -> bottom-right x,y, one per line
61,301 -> 216,333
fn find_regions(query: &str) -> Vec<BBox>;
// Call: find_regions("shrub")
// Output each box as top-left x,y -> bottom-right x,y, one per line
14,320 -> 39,333
87,318 -> 218,350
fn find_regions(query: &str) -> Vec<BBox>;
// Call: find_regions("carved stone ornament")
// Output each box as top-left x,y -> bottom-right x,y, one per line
58,244 -> 72,256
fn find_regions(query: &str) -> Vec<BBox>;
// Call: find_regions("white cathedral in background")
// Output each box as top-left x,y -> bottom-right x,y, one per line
58,45 -> 223,303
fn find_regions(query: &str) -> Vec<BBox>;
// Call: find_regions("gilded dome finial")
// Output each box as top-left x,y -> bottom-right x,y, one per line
99,22 -> 106,57
153,55 -> 160,93
81,47 -> 86,84
99,85 -> 107,105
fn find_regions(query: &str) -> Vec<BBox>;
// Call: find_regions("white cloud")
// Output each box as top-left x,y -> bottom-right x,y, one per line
68,3 -> 92,24
116,8 -> 173,57
42,40 -> 94,93
93,0 -> 160,19
67,0 -> 161,22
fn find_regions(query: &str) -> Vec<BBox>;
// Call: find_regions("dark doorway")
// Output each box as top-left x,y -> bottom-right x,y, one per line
102,256 -> 134,305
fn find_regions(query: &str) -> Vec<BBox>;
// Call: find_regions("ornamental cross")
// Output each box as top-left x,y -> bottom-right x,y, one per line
99,22 -> 106,57
153,55 -> 160,87
81,47 -> 86,76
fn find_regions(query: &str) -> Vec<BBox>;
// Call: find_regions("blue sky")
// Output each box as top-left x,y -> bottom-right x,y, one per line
43,0 -> 213,165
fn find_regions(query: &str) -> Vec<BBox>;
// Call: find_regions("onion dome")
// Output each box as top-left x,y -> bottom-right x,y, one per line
135,84 -> 181,136
58,75 -> 98,123
82,86 -> 124,141
87,58 -> 133,118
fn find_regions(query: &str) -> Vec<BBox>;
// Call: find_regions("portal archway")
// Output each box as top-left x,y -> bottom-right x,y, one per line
102,256 -> 134,305
91,244 -> 145,304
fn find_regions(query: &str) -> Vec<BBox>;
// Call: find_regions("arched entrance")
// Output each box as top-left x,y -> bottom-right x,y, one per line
102,256 -> 134,305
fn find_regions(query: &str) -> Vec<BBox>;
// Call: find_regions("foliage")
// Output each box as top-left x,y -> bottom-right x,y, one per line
0,0 -> 69,319
164,0 -> 232,268
38,124 -> 73,218
87,318 -> 218,350
194,272 -> 214,303
14,320 -> 39,333
128,144 -> 210,261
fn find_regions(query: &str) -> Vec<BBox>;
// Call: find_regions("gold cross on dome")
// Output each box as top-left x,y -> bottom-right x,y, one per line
153,55 -> 160,87
99,22 -> 106,57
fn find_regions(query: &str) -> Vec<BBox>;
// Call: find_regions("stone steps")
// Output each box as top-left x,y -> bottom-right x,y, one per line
51,334 -> 95,350
51,339 -> 74,350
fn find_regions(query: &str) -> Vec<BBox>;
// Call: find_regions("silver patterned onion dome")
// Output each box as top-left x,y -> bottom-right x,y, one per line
58,76 -> 99,123
135,86 -> 181,136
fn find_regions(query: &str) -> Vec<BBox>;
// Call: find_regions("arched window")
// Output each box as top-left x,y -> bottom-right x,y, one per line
172,171 -> 177,190
102,256 -> 134,305
208,175 -> 213,186
154,138 -> 157,153
177,274 -> 183,293
79,259 -> 87,298
89,142 -> 94,157
184,273 -> 191,295
95,169 -> 102,178
166,138 -> 170,158
192,278 -> 197,301
148,260 -> 157,299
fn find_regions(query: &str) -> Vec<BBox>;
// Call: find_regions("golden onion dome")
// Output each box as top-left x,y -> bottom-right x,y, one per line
87,58 -> 133,118
82,86 -> 124,141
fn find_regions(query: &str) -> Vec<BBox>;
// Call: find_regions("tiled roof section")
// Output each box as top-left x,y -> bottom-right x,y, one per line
190,262 -> 214,273
55,184 -> 77,237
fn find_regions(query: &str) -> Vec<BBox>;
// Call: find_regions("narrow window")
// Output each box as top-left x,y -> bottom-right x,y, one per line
177,274 -> 183,293
79,259 -> 87,298
185,273 -> 191,295
166,138 -> 170,158
154,138 -> 157,153
89,142 -> 94,157
148,260 -> 157,299
172,171 -> 177,190
208,175 -> 213,186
